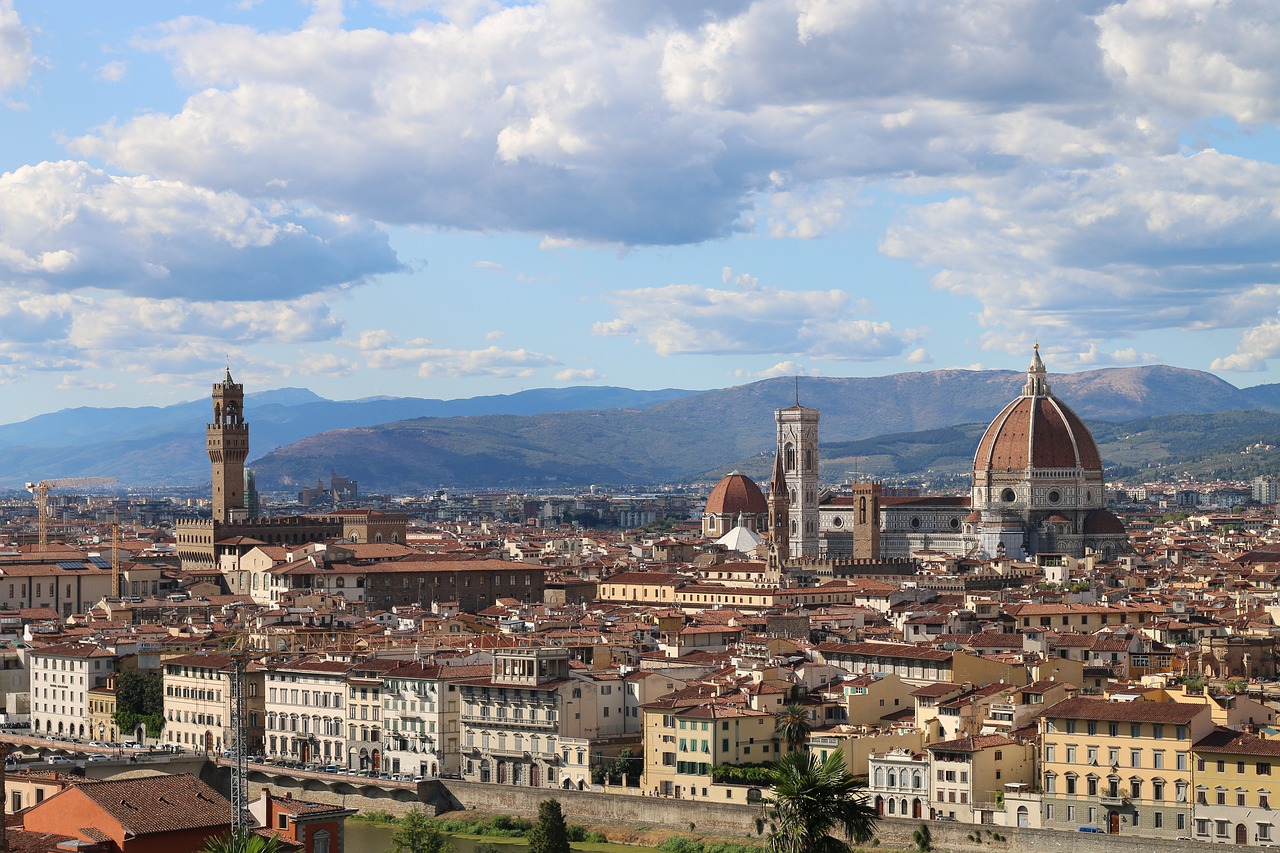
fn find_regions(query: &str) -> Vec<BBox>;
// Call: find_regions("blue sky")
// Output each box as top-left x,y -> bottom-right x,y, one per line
5,0 -> 1280,423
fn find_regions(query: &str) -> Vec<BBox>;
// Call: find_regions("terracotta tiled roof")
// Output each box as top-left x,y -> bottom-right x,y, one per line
1194,728 -> 1280,757
928,734 -> 1018,752
705,473 -> 767,516
69,774 -> 232,835
1041,696 -> 1206,724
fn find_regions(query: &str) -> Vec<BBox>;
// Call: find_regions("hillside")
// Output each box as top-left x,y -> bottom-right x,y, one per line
248,366 -> 1276,491
0,386 -> 696,488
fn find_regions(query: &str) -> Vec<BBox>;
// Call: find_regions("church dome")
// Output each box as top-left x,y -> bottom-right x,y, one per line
973,347 -> 1103,472
1083,508 -> 1126,535
705,472 -> 767,516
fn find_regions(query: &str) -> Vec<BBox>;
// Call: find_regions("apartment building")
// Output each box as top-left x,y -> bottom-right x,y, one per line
641,690 -> 779,801
343,659 -> 395,772
162,653 -> 265,754
1039,696 -> 1213,838
29,642 -> 116,739
457,647 -> 629,790
926,734 -> 1035,823
264,660 -> 349,764
381,661 -> 479,777
1190,728 -> 1280,845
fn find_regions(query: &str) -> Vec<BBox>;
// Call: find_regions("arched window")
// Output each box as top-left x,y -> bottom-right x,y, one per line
784,443 -> 796,472
313,830 -> 330,853
860,497 -> 867,524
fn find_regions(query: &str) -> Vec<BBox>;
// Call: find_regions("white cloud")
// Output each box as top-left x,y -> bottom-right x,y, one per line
97,61 -> 128,82
882,151 -> 1280,354
905,348 -> 933,365
1098,0 -> 1280,125
0,161 -> 400,302
484,330 -> 506,341
67,1 -> 1184,247
55,375 -> 117,392
590,319 -> 635,337
606,269 -> 918,360
297,352 -> 358,376
554,367 -> 601,382
0,0 -> 32,94
355,332 -> 561,378
474,260 -> 504,270
757,361 -> 819,378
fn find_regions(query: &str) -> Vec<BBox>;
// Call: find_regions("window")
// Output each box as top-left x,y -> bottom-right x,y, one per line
1153,724 -> 1164,740
1131,723 -> 1142,738
1263,794 -> 1272,810
1153,780 -> 1164,801
1262,763 -> 1273,776
1261,825 -> 1273,842
1155,812 -> 1163,828
1240,790 -> 1248,807
1131,749 -> 1141,768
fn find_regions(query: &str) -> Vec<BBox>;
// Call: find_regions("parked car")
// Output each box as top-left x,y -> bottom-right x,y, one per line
322,764 -> 340,774
86,755 -> 110,763
46,756 -> 74,765
1078,826 -> 1105,833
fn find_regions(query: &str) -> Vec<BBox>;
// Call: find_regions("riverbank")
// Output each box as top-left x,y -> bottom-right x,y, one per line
350,806 -> 768,852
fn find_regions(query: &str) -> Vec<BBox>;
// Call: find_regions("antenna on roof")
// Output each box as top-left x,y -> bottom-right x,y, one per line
795,376 -> 800,407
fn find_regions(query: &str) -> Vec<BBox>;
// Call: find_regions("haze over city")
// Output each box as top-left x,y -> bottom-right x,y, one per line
5,1 -> 1280,422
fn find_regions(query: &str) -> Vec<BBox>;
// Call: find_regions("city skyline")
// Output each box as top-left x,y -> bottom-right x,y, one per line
5,1 -> 1280,423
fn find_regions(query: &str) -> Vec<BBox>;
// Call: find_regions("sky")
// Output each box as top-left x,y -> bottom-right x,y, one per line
5,0 -> 1280,423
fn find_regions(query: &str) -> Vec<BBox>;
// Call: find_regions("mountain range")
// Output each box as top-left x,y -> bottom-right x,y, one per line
5,365 -> 1280,492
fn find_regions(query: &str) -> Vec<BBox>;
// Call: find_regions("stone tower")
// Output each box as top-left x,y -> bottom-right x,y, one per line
776,402 -> 820,558
767,450 -> 789,556
208,367 -> 249,523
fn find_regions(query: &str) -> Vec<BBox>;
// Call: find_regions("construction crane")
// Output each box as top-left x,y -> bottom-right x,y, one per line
219,629 -> 372,835
24,476 -> 118,548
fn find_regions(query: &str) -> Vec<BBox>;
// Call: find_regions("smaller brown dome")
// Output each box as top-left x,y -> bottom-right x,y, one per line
1084,508 -> 1126,535
706,472 -> 767,516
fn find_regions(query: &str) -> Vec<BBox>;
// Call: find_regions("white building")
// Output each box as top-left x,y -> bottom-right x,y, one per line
868,746 -> 929,821
264,659 -> 349,765
29,642 -> 116,740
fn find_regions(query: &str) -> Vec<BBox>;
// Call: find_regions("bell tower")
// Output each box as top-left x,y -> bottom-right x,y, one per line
208,367 -> 249,524
776,400 -> 820,558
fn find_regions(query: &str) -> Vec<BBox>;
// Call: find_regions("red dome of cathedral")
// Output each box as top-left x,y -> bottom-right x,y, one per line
705,472 -> 768,516
973,347 -> 1103,473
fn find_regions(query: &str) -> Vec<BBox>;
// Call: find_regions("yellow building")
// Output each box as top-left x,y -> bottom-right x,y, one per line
1190,728 -> 1280,845
161,652 -> 266,754
926,734 -> 1036,823
87,676 -> 119,744
597,571 -> 684,605
1039,696 -> 1213,838
641,695 -> 778,802
844,672 -> 914,727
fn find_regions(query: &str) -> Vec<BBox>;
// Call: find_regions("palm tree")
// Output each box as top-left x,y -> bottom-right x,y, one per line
199,830 -> 287,853
775,702 -> 812,753
765,749 -> 879,853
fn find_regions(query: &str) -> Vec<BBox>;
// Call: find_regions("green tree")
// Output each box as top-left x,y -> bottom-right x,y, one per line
775,703 -> 812,753
526,799 -> 571,853
390,809 -> 452,853
200,830 -> 286,853
766,749 -> 879,853
113,669 -> 165,739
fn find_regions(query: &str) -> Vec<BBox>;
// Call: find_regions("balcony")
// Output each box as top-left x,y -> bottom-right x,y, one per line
1099,795 -> 1129,807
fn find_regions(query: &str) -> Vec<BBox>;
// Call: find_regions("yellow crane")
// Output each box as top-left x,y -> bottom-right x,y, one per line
24,476 -> 118,548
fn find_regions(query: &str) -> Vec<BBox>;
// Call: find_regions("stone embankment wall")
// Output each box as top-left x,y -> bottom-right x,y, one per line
208,767 -> 1221,853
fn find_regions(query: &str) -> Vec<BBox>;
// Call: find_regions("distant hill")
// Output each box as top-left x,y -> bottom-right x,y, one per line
0,386 -> 697,488
248,365 -> 1278,491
